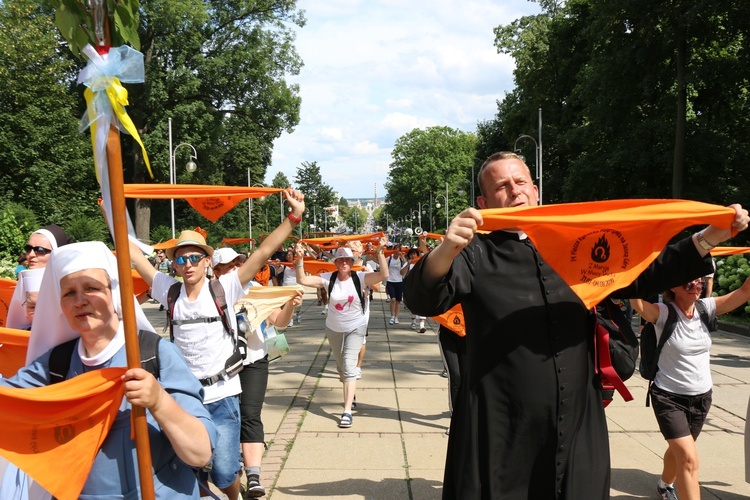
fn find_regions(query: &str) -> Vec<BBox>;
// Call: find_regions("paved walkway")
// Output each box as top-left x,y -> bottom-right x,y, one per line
143,289 -> 750,499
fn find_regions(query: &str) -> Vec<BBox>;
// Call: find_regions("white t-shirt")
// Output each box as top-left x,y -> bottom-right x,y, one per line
153,271 -> 244,404
654,298 -> 715,395
237,281 -> 268,365
387,255 -> 407,283
281,266 -> 298,286
319,271 -> 369,332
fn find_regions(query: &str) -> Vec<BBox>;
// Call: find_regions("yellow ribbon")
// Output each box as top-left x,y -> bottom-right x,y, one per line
84,77 -> 152,178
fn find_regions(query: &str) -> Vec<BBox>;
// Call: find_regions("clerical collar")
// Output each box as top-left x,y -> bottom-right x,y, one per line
501,229 -> 528,240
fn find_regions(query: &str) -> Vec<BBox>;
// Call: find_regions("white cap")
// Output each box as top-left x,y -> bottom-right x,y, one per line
333,247 -> 354,261
212,247 -> 240,267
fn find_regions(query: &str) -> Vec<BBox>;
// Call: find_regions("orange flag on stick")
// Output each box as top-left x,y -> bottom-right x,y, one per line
124,184 -> 282,223
0,368 -> 125,500
0,278 -> 17,328
433,304 -> 466,337
0,327 -> 30,378
279,260 -> 363,275
480,199 -> 735,309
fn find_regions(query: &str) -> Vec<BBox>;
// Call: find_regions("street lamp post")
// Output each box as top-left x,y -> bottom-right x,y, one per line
514,130 -> 542,204
434,182 -> 449,231
169,118 -> 197,239
247,174 -> 266,250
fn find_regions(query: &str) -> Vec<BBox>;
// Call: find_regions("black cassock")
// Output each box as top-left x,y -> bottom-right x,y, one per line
404,231 -> 712,500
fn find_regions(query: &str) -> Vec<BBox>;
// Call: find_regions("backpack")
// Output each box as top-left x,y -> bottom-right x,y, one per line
594,298 -> 639,407
166,279 -> 246,385
49,330 -> 161,384
638,300 -> 714,406
328,272 -> 366,314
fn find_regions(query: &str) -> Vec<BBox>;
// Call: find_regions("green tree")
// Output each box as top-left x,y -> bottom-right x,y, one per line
124,0 -> 306,239
0,0 -> 99,225
294,161 -> 336,231
385,126 -> 477,227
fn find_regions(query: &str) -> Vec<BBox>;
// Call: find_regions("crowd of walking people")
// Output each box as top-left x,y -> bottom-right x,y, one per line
5,152 -> 750,500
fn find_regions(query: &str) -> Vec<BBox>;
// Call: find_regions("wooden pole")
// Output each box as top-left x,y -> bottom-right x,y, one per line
97,7 -> 156,498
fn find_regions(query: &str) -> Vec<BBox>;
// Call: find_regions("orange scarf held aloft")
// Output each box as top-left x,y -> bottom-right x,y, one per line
479,199 -> 735,309
0,368 -> 126,500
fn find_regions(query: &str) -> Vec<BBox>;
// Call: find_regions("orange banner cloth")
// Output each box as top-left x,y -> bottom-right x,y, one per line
221,237 -> 254,246
710,246 -> 750,256
433,304 -> 466,337
0,368 -> 125,500
280,260 -> 362,275
124,184 -> 282,222
152,239 -> 177,250
0,277 -> 17,328
300,232 -> 384,246
0,327 -> 30,377
479,199 -> 735,309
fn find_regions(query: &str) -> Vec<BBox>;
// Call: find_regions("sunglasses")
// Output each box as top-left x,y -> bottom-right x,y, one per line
174,254 -> 207,265
684,280 -> 707,292
25,245 -> 52,255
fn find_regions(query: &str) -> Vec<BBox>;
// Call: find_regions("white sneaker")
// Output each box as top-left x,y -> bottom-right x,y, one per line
388,317 -> 395,324
394,317 -> 399,324
386,297 -> 391,303
410,321 -> 417,329
288,320 -> 294,327
355,367 -> 362,379
296,314 -> 302,324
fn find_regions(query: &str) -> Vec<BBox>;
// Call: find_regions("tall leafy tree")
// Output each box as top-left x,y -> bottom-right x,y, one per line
385,126 -> 477,227
294,161 -> 336,229
127,0 -> 305,239
0,0 -> 98,225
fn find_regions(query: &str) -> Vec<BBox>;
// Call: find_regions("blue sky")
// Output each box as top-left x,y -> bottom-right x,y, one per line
268,0 -> 542,199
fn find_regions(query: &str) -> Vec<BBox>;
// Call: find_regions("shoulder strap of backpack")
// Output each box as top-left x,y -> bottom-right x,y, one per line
208,279 -> 235,342
352,273 -> 366,314
166,282 -> 182,342
49,338 -> 78,384
138,330 -> 161,378
694,300 -> 716,332
328,273 -> 337,297
645,302 -> 680,406
49,330 -> 161,384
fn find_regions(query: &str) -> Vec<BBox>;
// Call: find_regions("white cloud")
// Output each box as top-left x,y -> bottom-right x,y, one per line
269,0 -> 541,198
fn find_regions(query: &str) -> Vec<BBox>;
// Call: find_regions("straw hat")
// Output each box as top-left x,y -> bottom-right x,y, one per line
165,230 -> 214,261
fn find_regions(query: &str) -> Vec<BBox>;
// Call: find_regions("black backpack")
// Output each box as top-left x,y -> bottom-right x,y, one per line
638,300 -> 714,406
594,298 -> 639,407
49,330 -> 160,384
328,272 -> 366,314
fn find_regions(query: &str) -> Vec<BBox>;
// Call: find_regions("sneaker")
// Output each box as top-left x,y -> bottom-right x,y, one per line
386,297 -> 391,303
339,412 -> 353,428
418,326 -> 426,333
355,367 -> 362,380
656,484 -> 678,500
410,321 -> 417,329
394,317 -> 399,324
245,474 -> 266,498
389,317 -> 395,324
322,307 -> 327,315
441,369 -> 448,378
296,314 -> 302,324
287,319 -> 294,327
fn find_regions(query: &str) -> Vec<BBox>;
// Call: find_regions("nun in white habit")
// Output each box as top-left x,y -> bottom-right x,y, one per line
0,241 -> 217,499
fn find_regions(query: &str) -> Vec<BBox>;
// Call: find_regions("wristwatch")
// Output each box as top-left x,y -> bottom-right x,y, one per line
696,231 -> 716,251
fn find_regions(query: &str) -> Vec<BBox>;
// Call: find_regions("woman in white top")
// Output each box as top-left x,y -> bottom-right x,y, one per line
294,239 -> 388,428
632,276 -> 750,500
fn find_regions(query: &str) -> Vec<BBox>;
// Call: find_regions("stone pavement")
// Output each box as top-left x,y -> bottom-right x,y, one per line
142,289 -> 750,499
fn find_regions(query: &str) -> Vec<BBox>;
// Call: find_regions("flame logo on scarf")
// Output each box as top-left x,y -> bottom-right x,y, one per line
591,235 -> 611,263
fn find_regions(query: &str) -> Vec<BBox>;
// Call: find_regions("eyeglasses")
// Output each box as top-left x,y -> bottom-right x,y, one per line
684,280 -> 707,292
174,254 -> 207,265
25,245 -> 52,255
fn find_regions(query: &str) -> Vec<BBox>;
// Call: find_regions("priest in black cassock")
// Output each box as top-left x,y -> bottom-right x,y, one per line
403,151 -> 749,499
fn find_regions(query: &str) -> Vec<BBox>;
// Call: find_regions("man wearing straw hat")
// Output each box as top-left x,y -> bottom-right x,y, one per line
130,188 -> 304,499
